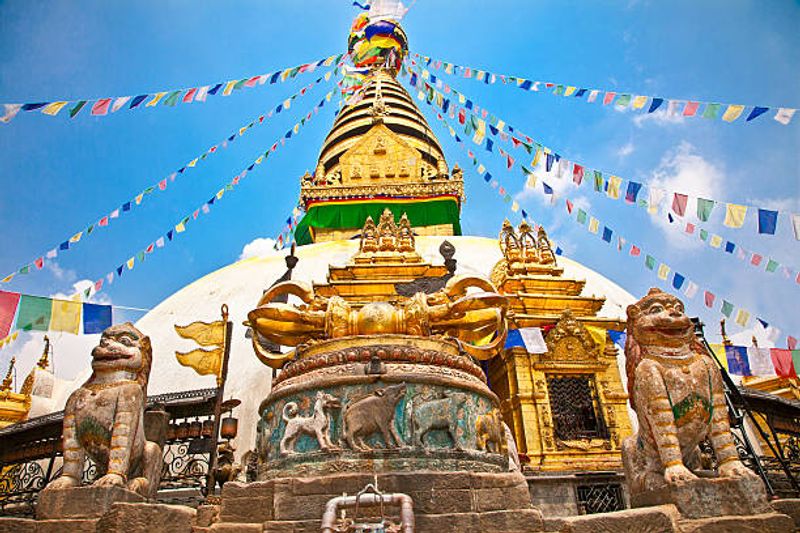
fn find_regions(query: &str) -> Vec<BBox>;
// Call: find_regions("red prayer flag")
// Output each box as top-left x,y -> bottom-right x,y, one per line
34,257 -> 44,270
244,76 -> 260,88
566,199 -> 574,213
458,108 -> 466,125
99,216 -> 109,227
511,137 -> 522,148
603,92 -> 616,105
506,154 -> 515,169
0,291 -> 21,338
682,101 -> 700,116
751,254 -> 763,266
193,209 -> 200,220
630,245 -> 641,257
704,291 -> 715,308
91,98 -> 112,116
672,193 -> 688,216
770,349 -> 797,378
573,164 -> 584,185
789,336 -> 798,350
94,279 -> 103,292
158,179 -> 167,191
145,243 -> 155,254
182,88 -> 198,103
685,223 -> 695,234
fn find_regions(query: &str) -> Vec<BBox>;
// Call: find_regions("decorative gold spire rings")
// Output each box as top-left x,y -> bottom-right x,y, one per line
247,276 -> 508,369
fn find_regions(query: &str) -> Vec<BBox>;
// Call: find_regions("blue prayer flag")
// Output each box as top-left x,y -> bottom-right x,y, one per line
269,72 -> 280,84
555,247 -> 563,256
484,172 -> 492,183
625,182 -> 642,204
504,329 -> 525,349
545,153 -> 554,172
83,303 -> 112,334
489,124 -> 499,136
122,202 -> 132,212
724,241 -> 735,253
520,80 -> 533,90
602,227 -> 613,242
208,83 -> 223,95
608,330 -> 627,347
672,272 -> 685,290
648,98 -> 664,113
465,100 -> 473,110
485,139 -> 494,152
22,103 -> 48,111
129,95 -> 148,109
59,241 -> 70,251
757,209 -> 778,235
521,209 -> 528,219
746,106 -> 769,122
116,266 -> 123,277
543,183 -> 554,195
574,88 -> 587,98
725,345 -> 751,376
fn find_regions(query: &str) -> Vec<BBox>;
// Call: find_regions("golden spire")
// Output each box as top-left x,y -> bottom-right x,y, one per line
1,357 -> 15,392
37,335 -> 51,370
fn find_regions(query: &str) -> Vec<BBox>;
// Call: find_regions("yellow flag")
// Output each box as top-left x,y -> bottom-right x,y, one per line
135,193 -> 144,205
42,101 -> 69,116
472,123 -> 486,144
283,98 -> 291,110
632,95 -> 648,109
126,257 -> 135,270
496,119 -> 506,131
722,104 -> 745,122
255,155 -> 264,164
50,299 -> 81,334
216,189 -> 225,200
723,203 -> 747,228
709,234 -> 723,248
239,126 -> 249,136
175,221 -> 186,233
511,201 -> 519,212
709,343 -> 729,371
735,309 -> 750,327
222,80 -> 237,96
607,176 -> 622,199
146,92 -> 167,107
187,158 -> 198,168
174,320 -> 226,379
531,148 -> 542,168
293,123 -> 300,134
564,86 -> 577,97
458,93 -> 466,105
526,172 -> 537,189
588,217 -> 599,234
69,232 -> 83,243
657,263 -> 670,280
586,326 -> 607,354
324,71 -> 332,81
477,164 -> 486,174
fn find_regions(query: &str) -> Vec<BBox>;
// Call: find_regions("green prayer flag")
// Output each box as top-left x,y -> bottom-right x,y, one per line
616,94 -> 632,107
766,259 -> 779,273
700,229 -> 708,241
576,209 -> 587,224
162,90 -> 182,107
645,255 -> 656,270
721,300 -> 734,317
143,187 -> 155,194
226,184 -> 233,191
593,171 -> 603,192
696,198 -> 715,221
638,199 -> 648,208
702,103 -> 721,119
233,79 -> 247,91
86,225 -> 94,235
69,100 -> 88,118
553,84 -> 564,96
137,251 -> 145,262
18,265 -> 30,274
16,295 -> 52,331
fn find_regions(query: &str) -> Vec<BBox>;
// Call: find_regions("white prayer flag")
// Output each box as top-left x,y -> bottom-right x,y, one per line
519,328 -> 548,354
774,108 -> 796,125
747,347 -> 775,376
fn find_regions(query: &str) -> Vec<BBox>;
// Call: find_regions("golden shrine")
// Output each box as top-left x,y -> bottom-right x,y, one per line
0,358 -> 30,429
487,220 -> 632,472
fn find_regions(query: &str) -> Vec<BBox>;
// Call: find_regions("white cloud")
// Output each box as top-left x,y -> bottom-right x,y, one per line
239,238 -> 277,261
616,141 -> 635,158
646,141 -> 724,249
50,279 -> 112,305
633,109 -> 685,128
46,260 -> 76,282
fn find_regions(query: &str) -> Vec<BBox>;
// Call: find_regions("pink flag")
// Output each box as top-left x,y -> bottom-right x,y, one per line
244,76 -> 260,88
672,193 -> 688,216
91,98 -> 112,116
98,216 -> 109,227
34,257 -> 44,269
603,92 -> 616,105
506,154 -> 515,170
94,279 -> 103,292
158,179 -> 167,191
566,199 -> 574,213
751,254 -> 763,266
685,223 -> 695,234
704,291 -> 715,308
573,164 -> 584,185
630,245 -> 641,257
182,88 -> 198,103
683,101 -> 700,116
789,336 -> 798,350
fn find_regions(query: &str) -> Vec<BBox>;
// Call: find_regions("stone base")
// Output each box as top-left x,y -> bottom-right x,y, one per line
218,470 -> 543,532
771,498 -> 800,528
629,475 -> 772,519
526,471 -> 629,517
36,485 -> 145,520
677,512 -> 795,533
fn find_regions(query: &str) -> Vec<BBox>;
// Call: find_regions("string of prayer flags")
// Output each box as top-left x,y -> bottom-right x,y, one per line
412,52 -> 797,126
1,54 -> 343,123
0,290 -> 112,336
404,60 -> 798,240
1,75 -> 334,286
71,92 -> 332,302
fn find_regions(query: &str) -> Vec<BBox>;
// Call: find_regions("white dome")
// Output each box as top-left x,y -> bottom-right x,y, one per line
131,235 -> 637,455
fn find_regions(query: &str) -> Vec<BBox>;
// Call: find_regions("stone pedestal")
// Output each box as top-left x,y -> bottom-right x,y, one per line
36,485 -> 145,520
215,470 -> 543,533
629,476 -> 771,519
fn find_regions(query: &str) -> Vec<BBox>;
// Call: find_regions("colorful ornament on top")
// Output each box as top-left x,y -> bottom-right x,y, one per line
348,13 -> 408,73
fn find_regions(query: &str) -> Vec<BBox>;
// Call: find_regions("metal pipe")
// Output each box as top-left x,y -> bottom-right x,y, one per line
320,492 -> 414,533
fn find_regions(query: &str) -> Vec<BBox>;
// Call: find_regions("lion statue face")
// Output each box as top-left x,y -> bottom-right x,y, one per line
91,323 -> 152,387
627,288 -> 694,349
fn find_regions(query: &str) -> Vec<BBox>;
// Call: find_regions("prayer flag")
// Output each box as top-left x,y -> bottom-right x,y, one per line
657,263 -> 670,280
671,193 -> 688,217
69,100 -> 88,118
709,344 -> 729,371
603,92 -> 616,105
704,291 -> 715,308
725,345 -> 751,376
617,236 -> 626,251
721,300 -> 734,317
182,88 -> 198,103
615,94 -> 631,107
625,182 -> 642,204
757,209 -> 778,235
577,209 -> 587,225
751,254 -> 763,266
648,188 -> 665,214
41,101 -> 68,116
722,104 -> 745,122
682,101 -> 700,116
518,328 -> 548,353
645,255 -> 656,270
83,303 -> 112,334
1,103 -> 22,123
16,295 -> 52,331
702,103 -> 721,119
723,204 -> 747,228
672,272 -> 685,290
162,90 -> 182,106
111,97 -> 131,112
735,308 -> 750,327
0,291 -> 20,338
588,217 -> 599,234
195,86 -> 210,102
126,257 -> 135,269
648,98 -> 664,113
146,92 -> 167,107
793,214 -> 800,241
766,259 -> 779,273
573,164 -> 584,185
129,95 -> 148,109
50,299 -> 81,334
746,106 -> 769,122
684,281 -> 698,298
774,108 -> 796,125
630,245 -> 641,257
709,234 -> 723,248
771,349 -> 797,378
602,227 -> 612,243
593,171 -> 603,192
696,198 -> 714,222
91,99 -> 112,115
632,95 -> 648,109
607,176 -> 622,199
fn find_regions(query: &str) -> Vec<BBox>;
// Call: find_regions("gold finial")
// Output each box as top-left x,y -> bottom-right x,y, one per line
751,335 -> 759,349
1,357 -> 15,392
37,335 -> 50,370
720,319 -> 731,347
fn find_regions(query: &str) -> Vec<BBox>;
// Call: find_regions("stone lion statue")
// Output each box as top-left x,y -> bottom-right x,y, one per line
621,288 -> 756,495
44,323 -> 162,498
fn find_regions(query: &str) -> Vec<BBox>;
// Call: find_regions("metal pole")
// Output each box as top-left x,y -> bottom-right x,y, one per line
204,304 -> 233,498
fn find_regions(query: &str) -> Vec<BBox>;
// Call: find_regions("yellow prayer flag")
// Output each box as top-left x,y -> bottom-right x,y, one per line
586,326 -> 607,354
42,101 -> 69,116
472,128 -> 485,145
735,309 -> 750,327
531,148 -> 542,168
324,71 -> 332,81
326,91 -> 333,102
175,221 -> 186,233
632,95 -> 648,109
709,234 -> 723,248
588,217 -> 599,234
607,176 -> 622,199
50,299 -> 81,334
216,189 -> 225,200
511,201 -> 519,212
458,94 -> 466,105
526,173 -> 537,189
657,263 -> 670,280
323,55 -> 335,67
709,343 -> 729,371
723,203 -> 747,228
421,69 -> 430,80
239,126 -> 248,136
284,98 -> 291,110
477,164 -> 486,174
293,123 -> 300,134
255,155 -> 264,164
564,86 -> 577,97
135,193 -> 144,205
222,80 -> 237,96
187,158 -> 198,168
126,257 -> 135,270
280,68 -> 292,81
722,104 -> 745,122
496,120 -> 505,131
69,232 -> 82,243
146,92 -> 167,107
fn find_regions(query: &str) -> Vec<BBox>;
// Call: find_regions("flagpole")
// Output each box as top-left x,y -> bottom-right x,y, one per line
205,303 -> 233,498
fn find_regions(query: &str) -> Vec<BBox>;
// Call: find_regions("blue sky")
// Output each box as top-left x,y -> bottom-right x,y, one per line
0,0 -> 798,371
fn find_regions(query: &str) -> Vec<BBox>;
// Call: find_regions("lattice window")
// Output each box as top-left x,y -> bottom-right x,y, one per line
546,375 -> 608,441
576,484 -> 625,514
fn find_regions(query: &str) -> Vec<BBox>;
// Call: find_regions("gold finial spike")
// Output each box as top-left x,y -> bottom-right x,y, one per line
751,335 -> 759,349
1,357 -> 15,391
720,319 -> 731,347
37,335 -> 50,370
